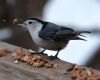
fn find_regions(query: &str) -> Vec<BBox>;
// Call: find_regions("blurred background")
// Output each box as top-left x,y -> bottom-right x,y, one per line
0,0 -> 100,70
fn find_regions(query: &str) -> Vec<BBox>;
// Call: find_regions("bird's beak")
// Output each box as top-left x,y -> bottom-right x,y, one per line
17,23 -> 25,27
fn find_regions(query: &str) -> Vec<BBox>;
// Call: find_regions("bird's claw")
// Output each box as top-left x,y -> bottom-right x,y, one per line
48,55 -> 59,60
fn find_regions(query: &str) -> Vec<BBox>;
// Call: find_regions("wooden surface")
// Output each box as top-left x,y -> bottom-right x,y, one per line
0,41 -> 73,80
0,41 -> 100,80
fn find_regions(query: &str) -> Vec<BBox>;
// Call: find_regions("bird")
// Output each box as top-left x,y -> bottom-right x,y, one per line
18,18 -> 90,59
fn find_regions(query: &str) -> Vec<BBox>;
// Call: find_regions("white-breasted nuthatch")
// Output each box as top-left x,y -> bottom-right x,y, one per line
18,18 -> 90,59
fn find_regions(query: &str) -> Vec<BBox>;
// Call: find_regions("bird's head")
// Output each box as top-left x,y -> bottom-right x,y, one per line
18,18 -> 46,29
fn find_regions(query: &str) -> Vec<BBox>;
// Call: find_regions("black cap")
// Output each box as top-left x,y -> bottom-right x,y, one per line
27,17 -> 46,24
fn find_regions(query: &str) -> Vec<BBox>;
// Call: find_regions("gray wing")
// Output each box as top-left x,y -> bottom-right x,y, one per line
38,22 -> 78,41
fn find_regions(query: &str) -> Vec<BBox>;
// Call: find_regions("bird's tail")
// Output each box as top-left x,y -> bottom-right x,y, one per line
77,31 -> 91,35
74,31 -> 91,41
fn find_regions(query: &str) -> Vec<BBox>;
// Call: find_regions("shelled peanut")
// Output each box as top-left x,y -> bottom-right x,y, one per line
66,64 -> 100,80
14,48 -> 58,68
0,48 -> 11,57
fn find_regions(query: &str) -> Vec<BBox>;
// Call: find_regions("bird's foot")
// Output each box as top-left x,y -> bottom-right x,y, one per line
39,52 -> 44,54
39,52 -> 48,56
39,49 -> 46,55
48,55 -> 59,60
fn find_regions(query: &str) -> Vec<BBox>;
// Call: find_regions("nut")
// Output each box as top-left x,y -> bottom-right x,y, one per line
66,64 -> 75,72
44,63 -> 53,68
14,60 -> 18,64
71,73 -> 77,79
13,18 -> 18,24
87,69 -> 92,76
28,49 -> 36,53
0,49 -> 11,57
66,64 -> 100,80
32,62 -> 44,68
15,55 -> 22,60
53,64 -> 58,69
15,48 -> 25,60
22,55 -> 29,62
14,48 -> 56,68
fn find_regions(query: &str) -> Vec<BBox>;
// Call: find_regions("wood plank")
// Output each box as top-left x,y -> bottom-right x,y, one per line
0,41 -> 72,80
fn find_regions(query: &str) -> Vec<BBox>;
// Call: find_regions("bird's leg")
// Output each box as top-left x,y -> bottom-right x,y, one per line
54,50 -> 60,58
49,50 -> 60,60
40,49 -> 46,54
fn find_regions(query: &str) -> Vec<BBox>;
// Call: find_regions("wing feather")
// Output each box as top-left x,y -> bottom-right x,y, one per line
38,22 -> 76,41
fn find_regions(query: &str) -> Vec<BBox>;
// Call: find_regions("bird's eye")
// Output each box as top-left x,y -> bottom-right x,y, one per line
29,21 -> 32,24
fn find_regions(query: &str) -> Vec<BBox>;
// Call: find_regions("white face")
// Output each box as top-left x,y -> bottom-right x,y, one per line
24,20 -> 38,27
18,20 -> 40,28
